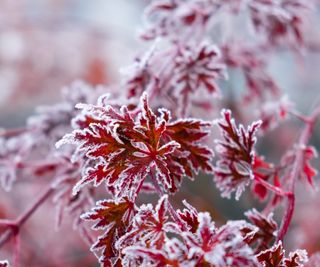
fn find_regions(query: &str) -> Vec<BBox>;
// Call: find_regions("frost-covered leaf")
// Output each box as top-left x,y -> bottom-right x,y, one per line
57,92 -> 213,198
173,43 -> 226,113
176,200 -> 199,233
244,209 -> 277,251
165,118 -> 214,176
123,238 -> 188,267
257,241 -> 285,266
214,109 -> 261,199
257,241 -> 308,267
81,198 -> 134,230
117,195 -> 171,250
183,212 -> 258,266
248,0 -> 312,47
81,198 -> 135,265
141,0 -> 217,40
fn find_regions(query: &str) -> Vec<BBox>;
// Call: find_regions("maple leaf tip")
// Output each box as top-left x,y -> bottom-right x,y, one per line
72,182 -> 82,196
141,91 -> 149,101
75,102 -> 89,110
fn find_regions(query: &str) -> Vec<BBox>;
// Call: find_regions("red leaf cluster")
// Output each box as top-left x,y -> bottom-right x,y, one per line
257,241 -> 308,267
57,92 -> 213,199
81,198 -> 135,265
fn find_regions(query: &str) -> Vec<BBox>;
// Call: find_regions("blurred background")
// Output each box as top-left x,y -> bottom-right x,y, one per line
0,1 -> 320,266
0,0 -> 147,127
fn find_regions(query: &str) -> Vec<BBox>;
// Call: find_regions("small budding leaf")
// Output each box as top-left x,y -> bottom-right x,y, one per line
281,144 -> 318,188
301,146 -> 318,187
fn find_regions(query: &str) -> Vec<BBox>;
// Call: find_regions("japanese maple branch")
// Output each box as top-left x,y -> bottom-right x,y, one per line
0,185 -> 55,249
277,106 -> 320,242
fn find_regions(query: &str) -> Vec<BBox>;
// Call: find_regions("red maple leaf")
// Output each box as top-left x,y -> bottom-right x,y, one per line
117,195 -> 172,250
257,241 -> 285,267
244,209 -> 277,252
176,200 -> 199,233
183,212 -> 258,266
173,43 -> 226,114
165,118 -> 214,175
257,241 -> 308,267
123,238 -> 187,267
214,109 -> 261,199
81,198 -> 135,265
57,92 -> 213,199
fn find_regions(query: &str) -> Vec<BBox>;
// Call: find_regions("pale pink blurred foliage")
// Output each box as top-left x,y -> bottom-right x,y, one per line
0,0 -> 132,126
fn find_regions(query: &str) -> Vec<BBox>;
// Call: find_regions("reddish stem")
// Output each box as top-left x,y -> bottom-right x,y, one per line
13,234 -> 20,267
288,109 -> 310,123
0,185 -> 54,249
0,127 -> 29,138
254,175 -> 291,197
277,106 -> 320,242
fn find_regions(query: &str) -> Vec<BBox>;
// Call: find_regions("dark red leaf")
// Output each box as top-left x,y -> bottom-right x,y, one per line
244,209 -> 277,251
214,109 -> 261,199
81,198 -> 135,263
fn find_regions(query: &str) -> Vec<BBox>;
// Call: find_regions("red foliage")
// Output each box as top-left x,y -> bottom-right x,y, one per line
58,92 -> 213,198
244,209 -> 278,251
81,198 -> 135,265
214,109 -> 261,199
257,241 -> 308,267
0,1 -> 319,266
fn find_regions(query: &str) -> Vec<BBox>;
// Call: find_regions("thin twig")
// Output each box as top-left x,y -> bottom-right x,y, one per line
0,127 -> 29,138
0,185 -> 54,249
277,106 -> 320,242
